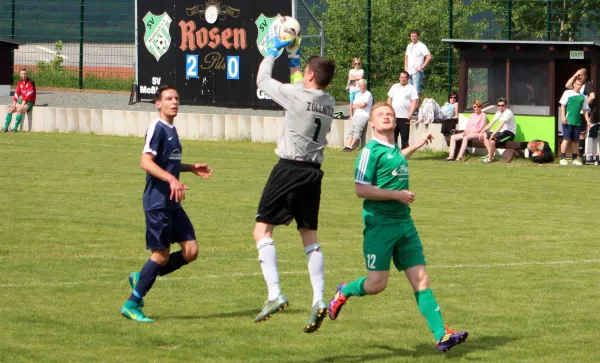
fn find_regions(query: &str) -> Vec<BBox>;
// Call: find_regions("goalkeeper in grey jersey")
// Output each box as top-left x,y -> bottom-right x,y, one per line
252,22 -> 336,334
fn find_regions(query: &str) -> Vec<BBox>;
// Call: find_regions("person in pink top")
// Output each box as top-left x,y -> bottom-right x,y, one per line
445,100 -> 487,161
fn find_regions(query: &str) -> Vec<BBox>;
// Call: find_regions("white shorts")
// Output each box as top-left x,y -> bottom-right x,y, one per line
348,114 -> 370,139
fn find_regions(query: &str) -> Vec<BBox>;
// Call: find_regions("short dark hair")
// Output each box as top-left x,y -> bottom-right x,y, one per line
410,30 -> 420,36
154,85 -> 177,102
496,97 -> 507,105
399,70 -> 409,78
19,67 -> 27,72
307,56 -> 335,89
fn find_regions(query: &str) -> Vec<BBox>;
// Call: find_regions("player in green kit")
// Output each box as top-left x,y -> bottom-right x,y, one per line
328,102 -> 468,352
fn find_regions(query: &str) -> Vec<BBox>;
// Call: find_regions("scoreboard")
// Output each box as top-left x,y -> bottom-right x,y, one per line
136,0 -> 292,108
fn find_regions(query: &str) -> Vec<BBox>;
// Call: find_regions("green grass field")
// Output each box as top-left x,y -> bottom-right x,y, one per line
1,133 -> 599,362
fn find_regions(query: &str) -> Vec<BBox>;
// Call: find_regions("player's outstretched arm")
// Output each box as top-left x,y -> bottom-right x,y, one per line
182,163 -> 212,179
141,153 -> 189,202
287,37 -> 302,84
256,26 -> 296,108
401,132 -> 434,159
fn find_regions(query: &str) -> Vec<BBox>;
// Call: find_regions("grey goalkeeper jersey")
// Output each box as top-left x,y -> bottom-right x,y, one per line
257,56 -> 335,164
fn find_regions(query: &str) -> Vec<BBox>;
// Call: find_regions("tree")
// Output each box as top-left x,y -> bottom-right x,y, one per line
306,0 -> 493,101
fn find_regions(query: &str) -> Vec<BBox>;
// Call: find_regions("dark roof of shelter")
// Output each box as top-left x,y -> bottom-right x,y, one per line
0,38 -> 20,47
442,39 -> 600,48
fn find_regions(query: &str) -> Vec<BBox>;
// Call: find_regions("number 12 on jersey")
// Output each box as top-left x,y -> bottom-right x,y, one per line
367,254 -> 376,269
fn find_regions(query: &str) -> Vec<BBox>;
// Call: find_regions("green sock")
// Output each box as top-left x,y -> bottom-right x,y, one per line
14,114 -> 22,131
341,277 -> 367,297
415,288 -> 446,341
4,114 -> 11,130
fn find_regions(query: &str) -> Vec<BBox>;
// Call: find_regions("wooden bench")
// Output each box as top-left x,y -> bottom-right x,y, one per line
468,140 -> 528,151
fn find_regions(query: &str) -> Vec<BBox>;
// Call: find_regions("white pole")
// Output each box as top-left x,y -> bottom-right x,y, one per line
292,0 -> 297,18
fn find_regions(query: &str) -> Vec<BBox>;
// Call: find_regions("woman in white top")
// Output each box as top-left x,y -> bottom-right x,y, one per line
343,79 -> 373,152
347,57 -> 364,118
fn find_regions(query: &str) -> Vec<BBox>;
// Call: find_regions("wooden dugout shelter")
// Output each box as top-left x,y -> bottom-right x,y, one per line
442,39 -> 600,153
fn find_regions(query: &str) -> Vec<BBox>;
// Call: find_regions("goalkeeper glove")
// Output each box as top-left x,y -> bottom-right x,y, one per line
287,37 -> 301,68
265,25 -> 293,57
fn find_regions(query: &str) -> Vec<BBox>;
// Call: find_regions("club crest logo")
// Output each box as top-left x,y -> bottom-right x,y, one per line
255,14 -> 283,58
143,12 -> 173,61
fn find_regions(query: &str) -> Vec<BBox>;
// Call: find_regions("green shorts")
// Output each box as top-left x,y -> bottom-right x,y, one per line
16,100 -> 34,111
363,220 -> 426,271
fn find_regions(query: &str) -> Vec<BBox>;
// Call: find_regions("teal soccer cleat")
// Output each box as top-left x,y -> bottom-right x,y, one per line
304,300 -> 328,333
128,272 -> 144,308
121,302 -> 154,323
254,294 -> 289,323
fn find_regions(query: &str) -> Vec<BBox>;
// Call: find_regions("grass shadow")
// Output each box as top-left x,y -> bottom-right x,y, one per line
154,308 -> 306,320
316,335 -> 518,362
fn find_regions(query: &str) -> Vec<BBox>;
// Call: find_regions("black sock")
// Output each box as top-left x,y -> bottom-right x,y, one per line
572,153 -> 578,160
159,250 -> 189,276
128,259 -> 162,304
561,153 -> 566,159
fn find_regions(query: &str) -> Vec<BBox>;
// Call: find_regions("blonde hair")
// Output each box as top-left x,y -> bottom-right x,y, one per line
370,102 -> 395,120
472,100 -> 482,108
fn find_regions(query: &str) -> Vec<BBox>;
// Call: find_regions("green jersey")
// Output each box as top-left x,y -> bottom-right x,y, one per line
355,138 -> 411,225
559,89 -> 589,126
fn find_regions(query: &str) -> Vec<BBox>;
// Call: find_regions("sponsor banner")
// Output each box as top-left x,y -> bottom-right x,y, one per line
136,0 -> 292,108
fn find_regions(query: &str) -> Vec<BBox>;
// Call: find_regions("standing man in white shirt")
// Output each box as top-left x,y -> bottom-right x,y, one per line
343,79 -> 374,152
404,30 -> 431,107
477,98 -> 517,163
387,71 -> 419,149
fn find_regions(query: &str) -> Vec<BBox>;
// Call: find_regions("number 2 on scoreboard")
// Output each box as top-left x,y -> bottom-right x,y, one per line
186,54 -> 199,79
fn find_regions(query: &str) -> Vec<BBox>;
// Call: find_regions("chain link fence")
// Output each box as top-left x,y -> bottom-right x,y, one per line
0,0 -> 134,91
1,0 -> 599,95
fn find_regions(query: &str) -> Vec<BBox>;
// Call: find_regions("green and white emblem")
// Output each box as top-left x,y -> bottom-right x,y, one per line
143,11 -> 172,61
255,13 -> 283,58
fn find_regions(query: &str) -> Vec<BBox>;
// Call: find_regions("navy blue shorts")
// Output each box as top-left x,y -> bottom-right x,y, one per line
562,124 -> 583,141
145,208 -> 196,250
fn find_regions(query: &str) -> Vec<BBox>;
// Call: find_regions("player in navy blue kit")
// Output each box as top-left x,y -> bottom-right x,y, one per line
121,86 -> 212,323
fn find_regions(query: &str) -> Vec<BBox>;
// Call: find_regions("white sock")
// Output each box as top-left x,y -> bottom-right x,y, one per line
257,237 -> 281,301
305,243 -> 325,306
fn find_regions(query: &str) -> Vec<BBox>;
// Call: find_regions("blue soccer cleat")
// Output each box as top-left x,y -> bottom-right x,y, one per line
121,302 -> 154,323
436,325 -> 468,352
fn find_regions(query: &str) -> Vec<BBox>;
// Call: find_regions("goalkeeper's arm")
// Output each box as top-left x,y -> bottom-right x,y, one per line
287,37 -> 303,84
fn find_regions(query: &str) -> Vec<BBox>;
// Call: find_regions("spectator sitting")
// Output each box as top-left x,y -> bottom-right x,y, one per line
477,97 -> 516,163
346,57 -> 364,118
343,79 -> 373,152
2,67 -> 36,133
416,91 -> 458,124
445,100 -> 487,161
441,92 -> 459,120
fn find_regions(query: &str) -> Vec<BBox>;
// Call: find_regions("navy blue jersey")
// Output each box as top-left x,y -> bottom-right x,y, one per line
142,119 -> 182,211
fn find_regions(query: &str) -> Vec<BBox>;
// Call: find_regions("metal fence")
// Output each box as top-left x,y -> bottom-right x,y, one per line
0,0 -> 134,90
1,0 -> 600,95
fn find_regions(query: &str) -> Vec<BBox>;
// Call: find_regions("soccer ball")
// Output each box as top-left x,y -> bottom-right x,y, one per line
273,16 -> 301,43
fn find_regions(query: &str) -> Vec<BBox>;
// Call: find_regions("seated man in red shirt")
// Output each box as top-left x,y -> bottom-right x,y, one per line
3,67 -> 36,133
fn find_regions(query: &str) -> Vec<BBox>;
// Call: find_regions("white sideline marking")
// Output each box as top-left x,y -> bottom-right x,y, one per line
35,45 -> 69,59
1,259 -> 599,289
